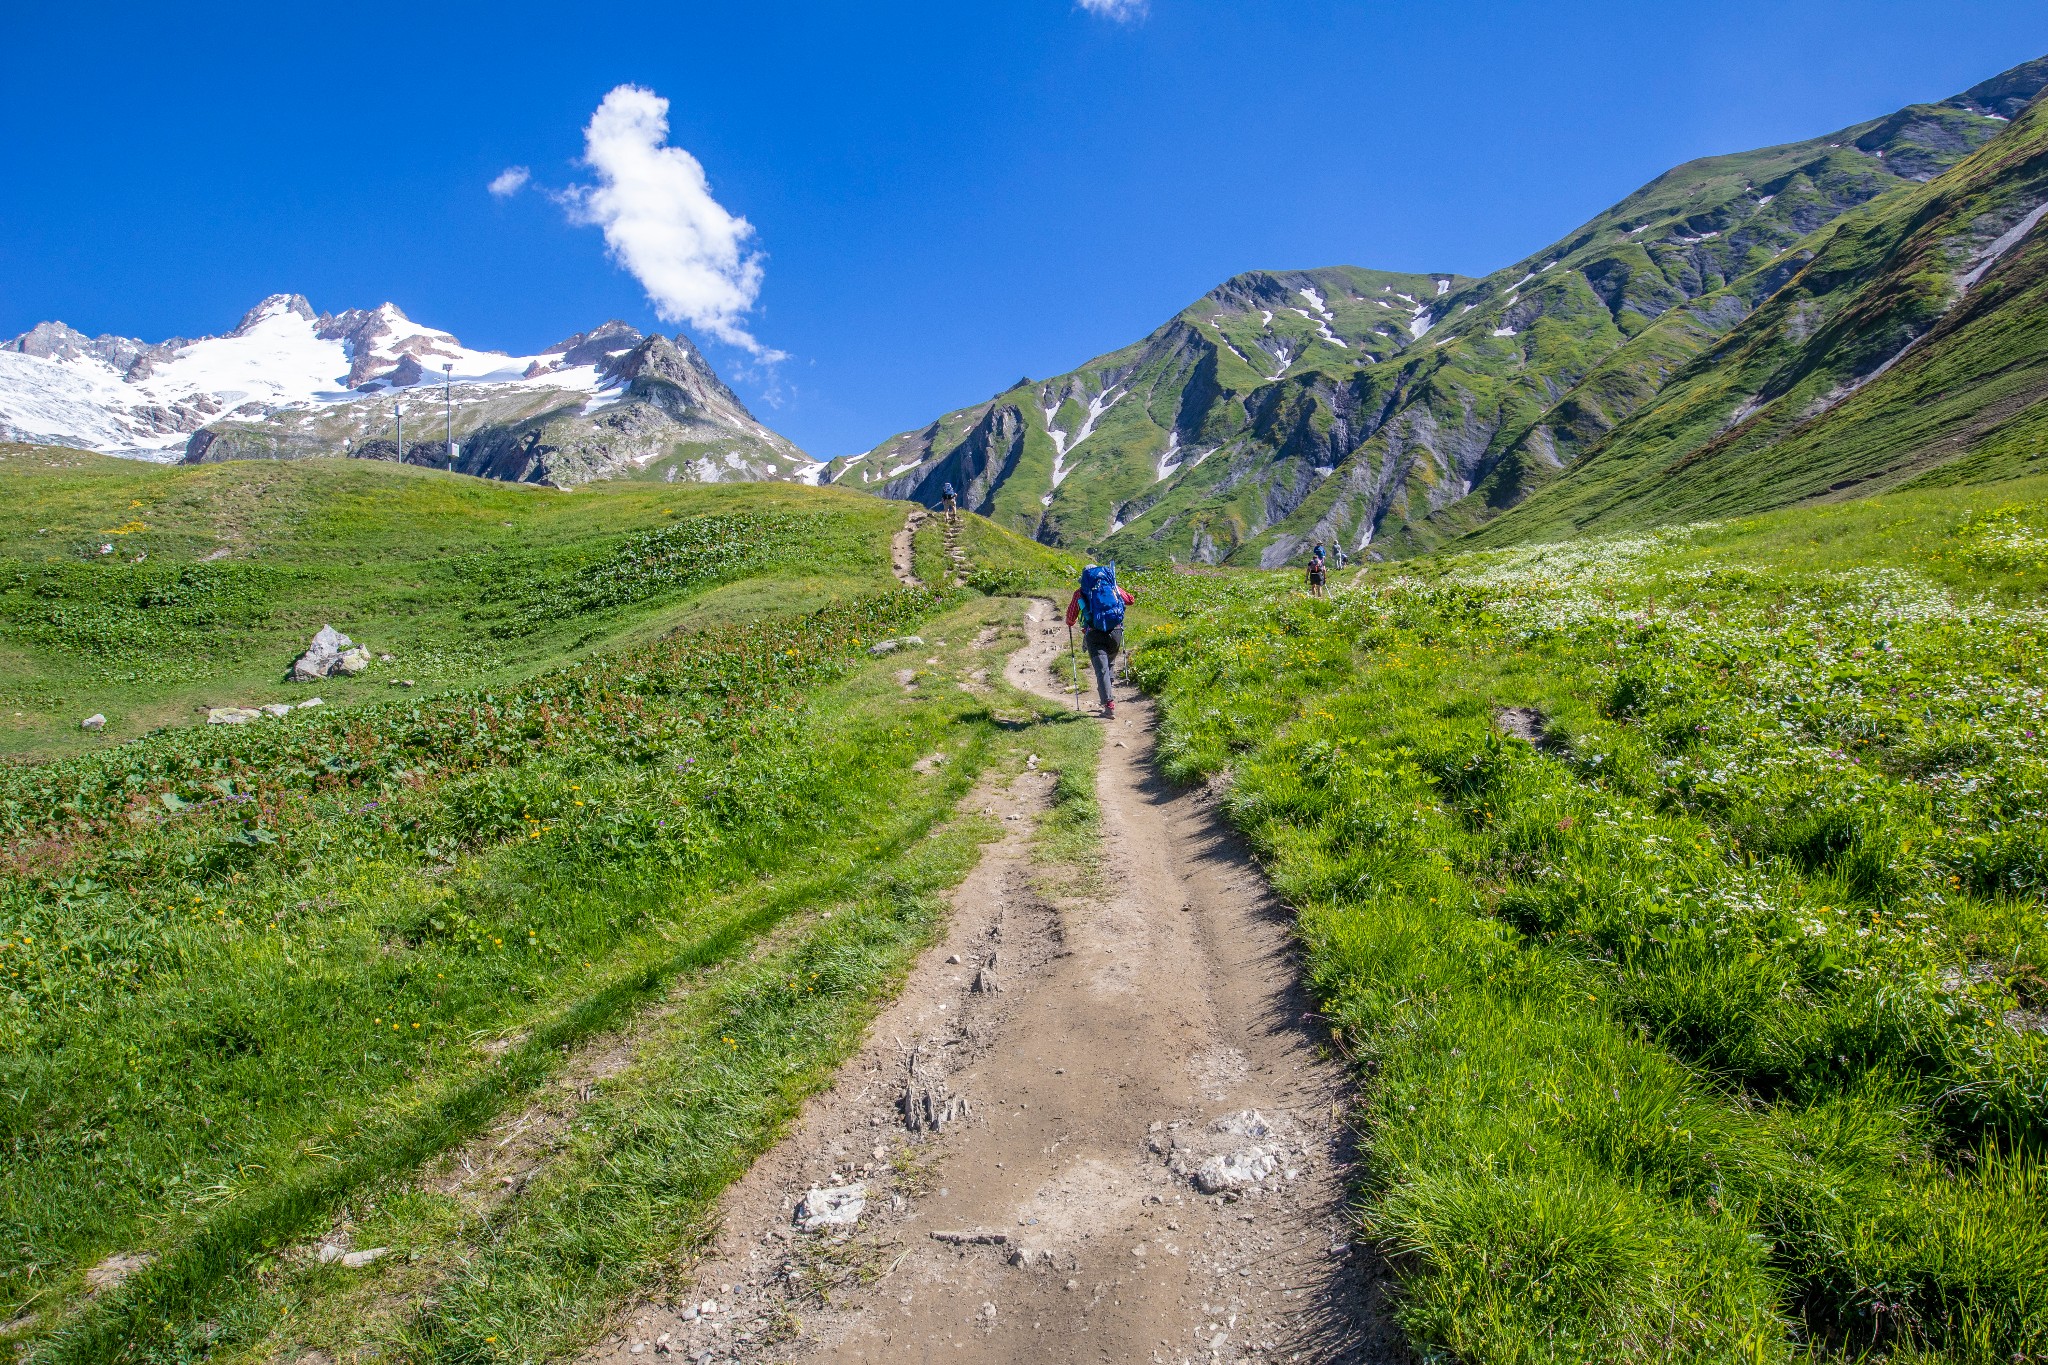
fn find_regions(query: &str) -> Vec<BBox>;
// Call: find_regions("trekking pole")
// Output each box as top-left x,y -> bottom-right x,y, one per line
1067,626 -> 1081,712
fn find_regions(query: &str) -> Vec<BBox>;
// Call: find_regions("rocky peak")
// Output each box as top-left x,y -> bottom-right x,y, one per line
314,303 -> 463,389
608,333 -> 711,386
233,294 -> 317,335
527,320 -> 645,377
3,319 -> 183,379
1945,54 -> 2048,121
606,334 -> 753,422
5,319 -> 96,361
1205,271 -> 1303,315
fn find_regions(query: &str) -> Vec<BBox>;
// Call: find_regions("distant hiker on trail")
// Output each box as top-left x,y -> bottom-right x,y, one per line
1335,545 -> 1349,569
1307,544 -> 1328,599
1066,563 -> 1135,718
941,481 -> 958,524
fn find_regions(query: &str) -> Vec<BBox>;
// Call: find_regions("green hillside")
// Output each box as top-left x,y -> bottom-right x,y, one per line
0,450 -> 1093,1364
832,56 -> 2044,568
1131,476 -> 2048,1363
0,447 -> 901,761
1466,84 -> 2048,545
827,264 -> 1459,560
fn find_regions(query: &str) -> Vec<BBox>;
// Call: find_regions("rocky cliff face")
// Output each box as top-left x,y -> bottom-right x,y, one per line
835,54 -> 2047,565
1,295 -> 813,486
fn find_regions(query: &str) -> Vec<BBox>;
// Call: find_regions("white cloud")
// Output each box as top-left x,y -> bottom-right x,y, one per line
561,85 -> 781,360
1078,0 -> 1147,19
488,165 -> 531,198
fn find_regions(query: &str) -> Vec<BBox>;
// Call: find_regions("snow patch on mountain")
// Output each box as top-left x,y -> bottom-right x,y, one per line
0,295 -> 620,459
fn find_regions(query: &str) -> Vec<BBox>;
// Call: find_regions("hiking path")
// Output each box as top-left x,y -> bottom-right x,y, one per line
583,598 -> 1400,1365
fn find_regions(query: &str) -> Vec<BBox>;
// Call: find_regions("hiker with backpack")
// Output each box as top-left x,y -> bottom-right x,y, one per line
1066,563 -> 1135,718
941,481 -> 959,525
1307,544 -> 1328,599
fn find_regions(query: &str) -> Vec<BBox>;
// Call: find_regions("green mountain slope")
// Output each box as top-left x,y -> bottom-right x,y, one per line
835,56 -> 2043,566
1466,84 -> 2048,544
827,265 -> 1460,560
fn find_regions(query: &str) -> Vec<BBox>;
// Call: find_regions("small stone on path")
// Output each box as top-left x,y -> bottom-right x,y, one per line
795,1183 -> 867,1231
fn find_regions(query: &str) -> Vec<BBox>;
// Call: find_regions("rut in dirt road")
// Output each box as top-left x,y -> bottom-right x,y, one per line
585,600 -> 1402,1365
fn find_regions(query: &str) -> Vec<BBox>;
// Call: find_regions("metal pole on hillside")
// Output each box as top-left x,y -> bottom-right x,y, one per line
442,362 -> 454,467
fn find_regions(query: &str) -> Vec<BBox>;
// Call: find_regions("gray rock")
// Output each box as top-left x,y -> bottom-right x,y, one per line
80,713 -> 105,730
207,707 -> 261,725
340,1246 -> 388,1268
260,703 -> 293,718
1194,1147 -> 1278,1193
1211,1110 -> 1277,1139
336,646 -> 372,676
795,1183 -> 866,1232
291,625 -> 354,682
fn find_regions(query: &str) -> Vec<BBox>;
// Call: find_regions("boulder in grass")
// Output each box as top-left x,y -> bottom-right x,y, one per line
336,646 -> 372,676
291,625 -> 354,682
80,713 -> 106,730
207,707 -> 261,725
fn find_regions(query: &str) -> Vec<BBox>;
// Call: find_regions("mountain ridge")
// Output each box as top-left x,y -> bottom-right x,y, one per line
839,53 -> 2048,564
1464,81 -> 2048,544
0,296 -> 814,487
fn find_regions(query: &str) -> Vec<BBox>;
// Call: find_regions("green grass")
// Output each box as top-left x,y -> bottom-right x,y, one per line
955,510 -> 1081,594
1128,478 -> 2048,1363
0,455 -> 1086,1362
912,512 -> 951,589
0,448 -> 901,760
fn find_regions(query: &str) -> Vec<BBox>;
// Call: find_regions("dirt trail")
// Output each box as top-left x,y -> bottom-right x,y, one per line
891,508 -> 929,588
584,602 -> 1399,1365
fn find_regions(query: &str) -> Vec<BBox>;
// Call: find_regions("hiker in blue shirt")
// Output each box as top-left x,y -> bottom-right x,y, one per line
941,481 -> 959,525
1066,564 -> 1135,718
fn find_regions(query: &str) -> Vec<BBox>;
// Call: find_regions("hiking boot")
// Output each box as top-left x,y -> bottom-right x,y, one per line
1104,700 -> 1116,719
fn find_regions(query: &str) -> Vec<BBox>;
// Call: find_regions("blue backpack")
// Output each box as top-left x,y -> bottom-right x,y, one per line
1079,564 -> 1125,630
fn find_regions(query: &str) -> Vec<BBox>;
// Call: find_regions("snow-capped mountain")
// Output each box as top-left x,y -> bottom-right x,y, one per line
0,295 -> 815,487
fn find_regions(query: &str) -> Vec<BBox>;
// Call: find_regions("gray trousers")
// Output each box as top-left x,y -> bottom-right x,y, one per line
1083,626 -> 1123,705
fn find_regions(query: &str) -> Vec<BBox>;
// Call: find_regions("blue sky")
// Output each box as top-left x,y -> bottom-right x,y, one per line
3,2 -> 2043,456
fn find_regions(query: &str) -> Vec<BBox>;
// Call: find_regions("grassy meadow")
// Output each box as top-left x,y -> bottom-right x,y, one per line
1128,476 -> 2048,1363
15,430 -> 2048,1365
0,445 -> 907,761
0,449 -> 1094,1363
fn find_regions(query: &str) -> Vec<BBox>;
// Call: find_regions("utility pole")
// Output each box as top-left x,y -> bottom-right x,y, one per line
442,362 -> 455,468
